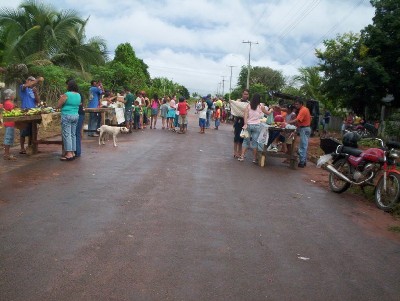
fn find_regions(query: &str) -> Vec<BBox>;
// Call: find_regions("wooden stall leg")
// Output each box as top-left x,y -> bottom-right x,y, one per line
289,137 -> 297,169
31,121 -> 38,154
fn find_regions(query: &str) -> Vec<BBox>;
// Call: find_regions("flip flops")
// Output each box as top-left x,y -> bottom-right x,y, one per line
3,155 -> 17,161
19,150 -> 26,154
60,156 -> 74,161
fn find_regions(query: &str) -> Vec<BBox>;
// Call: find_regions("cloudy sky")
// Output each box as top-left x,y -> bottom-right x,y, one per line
1,0 -> 375,95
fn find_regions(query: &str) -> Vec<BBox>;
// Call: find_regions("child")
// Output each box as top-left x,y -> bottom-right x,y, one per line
133,100 -> 142,129
2,89 -> 17,160
214,105 -> 221,130
167,96 -> 176,130
198,98 -> 207,134
177,96 -> 190,134
160,98 -> 169,129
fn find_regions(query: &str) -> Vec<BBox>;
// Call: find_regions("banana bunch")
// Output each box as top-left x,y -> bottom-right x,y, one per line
26,108 -> 42,115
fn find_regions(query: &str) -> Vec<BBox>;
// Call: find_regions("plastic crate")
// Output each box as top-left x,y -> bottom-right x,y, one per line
320,137 -> 341,154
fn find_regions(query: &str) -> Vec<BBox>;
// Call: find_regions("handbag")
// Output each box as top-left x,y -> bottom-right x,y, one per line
240,128 -> 249,138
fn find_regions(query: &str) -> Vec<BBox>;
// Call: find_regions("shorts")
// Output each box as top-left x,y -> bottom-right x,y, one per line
179,114 -> 187,125
20,122 -> 32,137
4,126 -> 15,145
151,108 -> 158,116
233,118 -> 244,143
125,108 -> 133,122
199,118 -> 206,128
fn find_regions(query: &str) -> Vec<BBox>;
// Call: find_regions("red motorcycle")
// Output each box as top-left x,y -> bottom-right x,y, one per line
319,133 -> 400,211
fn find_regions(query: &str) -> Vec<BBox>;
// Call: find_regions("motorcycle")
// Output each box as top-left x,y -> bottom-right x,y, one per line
344,122 -> 377,138
318,132 -> 400,211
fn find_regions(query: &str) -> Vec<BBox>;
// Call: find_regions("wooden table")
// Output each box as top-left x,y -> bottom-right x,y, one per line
83,107 -> 113,130
3,113 -> 61,154
259,126 -> 298,169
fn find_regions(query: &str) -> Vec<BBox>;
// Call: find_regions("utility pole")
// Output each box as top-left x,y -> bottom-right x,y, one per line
242,40 -> 258,90
228,65 -> 236,100
221,76 -> 226,98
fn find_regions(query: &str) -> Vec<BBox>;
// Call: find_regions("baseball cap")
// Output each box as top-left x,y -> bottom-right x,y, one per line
27,76 -> 36,81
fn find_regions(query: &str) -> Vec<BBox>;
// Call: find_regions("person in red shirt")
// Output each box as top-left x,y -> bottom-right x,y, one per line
287,99 -> 311,168
214,105 -> 221,130
2,89 -> 17,160
177,96 -> 190,134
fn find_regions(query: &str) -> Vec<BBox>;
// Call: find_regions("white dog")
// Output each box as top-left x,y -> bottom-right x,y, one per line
97,125 -> 129,147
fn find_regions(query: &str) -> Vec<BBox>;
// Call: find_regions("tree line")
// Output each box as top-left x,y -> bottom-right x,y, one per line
0,0 -> 190,105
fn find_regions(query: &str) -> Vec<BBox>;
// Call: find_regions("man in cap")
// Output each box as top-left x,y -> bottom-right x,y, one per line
19,75 -> 43,154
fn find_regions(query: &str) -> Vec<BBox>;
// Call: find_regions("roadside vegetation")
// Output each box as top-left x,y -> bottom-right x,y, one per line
0,0 -> 400,216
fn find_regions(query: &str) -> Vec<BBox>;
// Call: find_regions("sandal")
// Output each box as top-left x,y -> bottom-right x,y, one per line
19,150 -> 26,154
252,159 -> 258,164
4,155 -> 17,161
237,155 -> 244,162
60,156 -> 74,161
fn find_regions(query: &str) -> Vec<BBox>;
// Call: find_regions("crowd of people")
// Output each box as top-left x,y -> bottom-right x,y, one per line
232,89 -> 312,168
2,78 -> 312,168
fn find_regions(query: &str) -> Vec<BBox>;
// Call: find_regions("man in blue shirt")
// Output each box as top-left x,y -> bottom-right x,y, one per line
19,76 -> 42,154
205,94 -> 213,129
88,80 -> 103,137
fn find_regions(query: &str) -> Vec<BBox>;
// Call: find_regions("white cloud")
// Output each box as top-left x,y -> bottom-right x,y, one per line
0,0 -> 375,95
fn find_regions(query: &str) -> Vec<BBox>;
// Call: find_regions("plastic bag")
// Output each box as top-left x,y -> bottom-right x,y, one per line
240,128 -> 249,138
266,113 -> 274,125
317,154 -> 333,168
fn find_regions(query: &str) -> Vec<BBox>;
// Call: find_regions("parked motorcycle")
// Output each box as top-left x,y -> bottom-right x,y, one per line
344,122 -> 377,138
319,133 -> 400,211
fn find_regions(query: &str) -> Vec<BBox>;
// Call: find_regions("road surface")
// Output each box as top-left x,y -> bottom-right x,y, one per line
1,112 -> 399,300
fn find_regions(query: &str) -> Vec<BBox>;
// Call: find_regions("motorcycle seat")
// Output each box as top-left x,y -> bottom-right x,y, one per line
341,146 -> 363,157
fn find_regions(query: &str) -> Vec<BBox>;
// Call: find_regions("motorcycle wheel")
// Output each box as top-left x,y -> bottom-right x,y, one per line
375,173 -> 400,211
329,158 -> 351,193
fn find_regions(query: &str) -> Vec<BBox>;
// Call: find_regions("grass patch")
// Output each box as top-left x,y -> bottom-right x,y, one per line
388,226 -> 400,233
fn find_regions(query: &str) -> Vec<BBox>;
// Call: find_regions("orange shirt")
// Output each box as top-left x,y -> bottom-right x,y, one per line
215,108 -> 221,119
296,106 -> 311,127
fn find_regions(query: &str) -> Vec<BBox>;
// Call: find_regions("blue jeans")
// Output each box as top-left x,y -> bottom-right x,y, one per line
298,126 -> 311,164
61,114 -> 79,152
206,109 -> 212,128
174,114 -> 179,127
242,124 -> 261,149
88,112 -> 100,132
75,114 -> 85,156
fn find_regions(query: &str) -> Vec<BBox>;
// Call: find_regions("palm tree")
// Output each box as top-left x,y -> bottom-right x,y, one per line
51,17 -> 108,72
0,0 -> 107,72
293,66 -> 323,100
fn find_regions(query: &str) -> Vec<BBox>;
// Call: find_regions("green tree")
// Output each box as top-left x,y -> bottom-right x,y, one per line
237,65 -> 285,91
362,0 -> 400,107
113,43 -> 150,88
0,0 -> 84,66
316,32 -> 382,115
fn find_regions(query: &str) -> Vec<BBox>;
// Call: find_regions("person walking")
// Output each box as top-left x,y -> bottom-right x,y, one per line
238,93 -> 270,164
19,76 -> 43,154
57,80 -> 81,161
233,89 -> 249,158
287,99 -> 311,168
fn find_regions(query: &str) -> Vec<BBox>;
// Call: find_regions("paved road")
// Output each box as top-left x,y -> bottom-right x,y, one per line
1,112 -> 400,301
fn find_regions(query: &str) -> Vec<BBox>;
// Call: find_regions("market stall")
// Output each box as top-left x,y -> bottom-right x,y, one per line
3,112 -> 61,154
257,124 -> 298,169
83,107 -> 114,128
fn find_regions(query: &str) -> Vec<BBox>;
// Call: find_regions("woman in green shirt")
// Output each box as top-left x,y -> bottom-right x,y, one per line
57,80 -> 81,161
